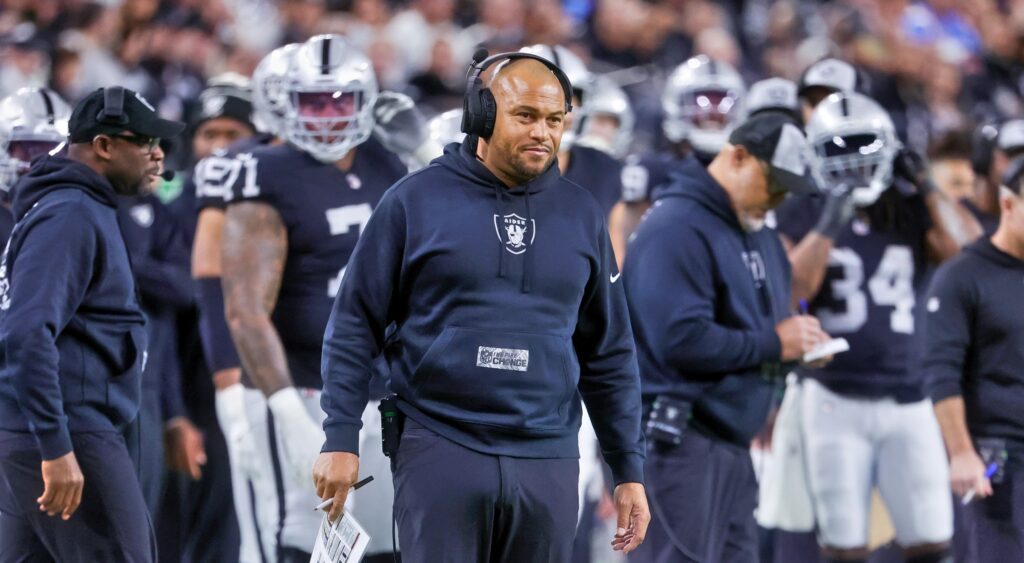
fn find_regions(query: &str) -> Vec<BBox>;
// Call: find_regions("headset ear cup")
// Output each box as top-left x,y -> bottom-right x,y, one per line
480,89 -> 497,139
461,95 -> 476,135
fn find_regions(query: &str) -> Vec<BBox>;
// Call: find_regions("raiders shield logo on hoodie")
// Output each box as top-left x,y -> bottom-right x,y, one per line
493,213 -> 536,255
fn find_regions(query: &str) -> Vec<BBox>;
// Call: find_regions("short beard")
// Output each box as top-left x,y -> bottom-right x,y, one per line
110,175 -> 147,196
506,151 -> 553,184
738,212 -> 765,233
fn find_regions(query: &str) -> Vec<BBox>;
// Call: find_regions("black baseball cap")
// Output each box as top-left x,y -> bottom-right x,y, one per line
729,111 -> 817,196
1001,154 -> 1024,195
193,75 -> 255,131
69,87 -> 186,143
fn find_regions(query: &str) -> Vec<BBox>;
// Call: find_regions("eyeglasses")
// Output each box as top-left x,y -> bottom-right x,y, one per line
107,133 -> 160,155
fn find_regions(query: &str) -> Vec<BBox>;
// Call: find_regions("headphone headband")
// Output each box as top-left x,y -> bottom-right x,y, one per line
96,87 -> 129,126
461,50 -> 574,139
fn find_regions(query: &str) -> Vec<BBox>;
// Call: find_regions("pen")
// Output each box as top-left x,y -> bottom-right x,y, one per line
799,299 -> 809,315
962,463 -> 998,505
314,475 -> 375,511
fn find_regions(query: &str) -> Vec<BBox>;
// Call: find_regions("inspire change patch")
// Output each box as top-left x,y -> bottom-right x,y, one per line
476,346 -> 530,372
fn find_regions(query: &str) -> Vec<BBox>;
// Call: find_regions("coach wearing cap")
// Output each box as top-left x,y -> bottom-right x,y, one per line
0,86 -> 183,561
624,112 -> 832,561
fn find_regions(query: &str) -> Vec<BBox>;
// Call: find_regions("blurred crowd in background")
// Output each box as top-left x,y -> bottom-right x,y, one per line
6,0 -> 1024,170
4,1 -> 1024,561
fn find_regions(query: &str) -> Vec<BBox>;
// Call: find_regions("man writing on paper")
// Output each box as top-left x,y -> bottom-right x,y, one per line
624,111 -> 828,562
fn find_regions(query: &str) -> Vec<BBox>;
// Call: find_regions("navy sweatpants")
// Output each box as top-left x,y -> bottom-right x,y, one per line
0,430 -> 156,562
393,417 -> 579,563
632,428 -> 758,563
960,452 -> 1024,562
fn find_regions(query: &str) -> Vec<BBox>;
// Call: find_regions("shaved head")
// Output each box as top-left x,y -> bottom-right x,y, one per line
489,59 -> 565,100
477,58 -> 568,186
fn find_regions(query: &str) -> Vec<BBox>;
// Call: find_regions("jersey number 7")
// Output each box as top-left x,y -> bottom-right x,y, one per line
326,203 -> 373,297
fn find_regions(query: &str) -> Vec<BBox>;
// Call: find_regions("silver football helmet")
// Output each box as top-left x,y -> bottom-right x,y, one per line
518,44 -> 592,102
746,78 -> 799,119
573,74 -> 634,159
0,88 -> 71,191
519,44 -> 591,149
427,108 -> 466,150
252,43 -> 298,137
284,35 -> 378,163
805,92 -> 899,207
798,58 -> 857,97
662,55 -> 745,155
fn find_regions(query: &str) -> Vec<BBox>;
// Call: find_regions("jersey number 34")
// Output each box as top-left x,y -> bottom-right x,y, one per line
817,245 -> 915,335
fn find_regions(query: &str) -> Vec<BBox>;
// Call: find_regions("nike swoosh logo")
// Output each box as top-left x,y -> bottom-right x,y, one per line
610,272 -> 621,283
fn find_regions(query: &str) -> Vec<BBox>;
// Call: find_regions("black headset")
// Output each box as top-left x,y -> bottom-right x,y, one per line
461,49 -> 574,139
96,86 -> 129,126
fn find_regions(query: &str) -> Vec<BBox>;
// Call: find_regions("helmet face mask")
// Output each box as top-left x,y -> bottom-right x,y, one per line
662,56 -> 746,155
805,93 -> 898,206
283,35 -> 378,163
0,88 -> 71,192
291,90 -> 365,144
677,88 -> 741,130
9,140 -> 66,167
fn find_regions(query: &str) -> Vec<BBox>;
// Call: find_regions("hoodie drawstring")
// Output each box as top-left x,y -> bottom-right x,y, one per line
522,187 -> 533,293
493,181 -> 533,293
493,183 -> 507,279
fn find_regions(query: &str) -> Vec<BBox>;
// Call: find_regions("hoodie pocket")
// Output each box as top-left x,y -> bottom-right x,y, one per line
410,326 -> 577,431
105,326 -> 146,412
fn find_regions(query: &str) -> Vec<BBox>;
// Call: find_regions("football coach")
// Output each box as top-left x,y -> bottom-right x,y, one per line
313,52 -> 650,561
0,86 -> 183,561
924,156 -> 1024,559
624,112 -> 829,562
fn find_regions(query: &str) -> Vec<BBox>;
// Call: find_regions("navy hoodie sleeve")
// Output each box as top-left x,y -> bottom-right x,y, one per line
635,225 -> 780,375
2,200 -> 96,459
575,227 -> 646,485
320,189 -> 406,454
920,260 -> 974,402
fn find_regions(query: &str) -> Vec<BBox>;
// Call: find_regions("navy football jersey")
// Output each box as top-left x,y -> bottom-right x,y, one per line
0,205 -> 13,244
775,190 -> 932,399
194,133 -> 275,212
227,138 -> 407,389
620,152 -> 676,204
564,145 -> 623,217
620,151 -> 712,204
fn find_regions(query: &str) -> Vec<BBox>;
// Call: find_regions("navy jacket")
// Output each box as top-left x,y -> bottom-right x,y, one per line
321,139 -> 645,485
624,158 -> 789,446
0,157 -> 147,460
119,194 -> 191,421
922,238 -> 1024,448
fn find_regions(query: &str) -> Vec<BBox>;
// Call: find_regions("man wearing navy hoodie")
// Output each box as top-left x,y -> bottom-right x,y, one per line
0,87 -> 183,561
624,112 -> 829,562
923,156 -> 1024,560
313,55 -> 650,561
